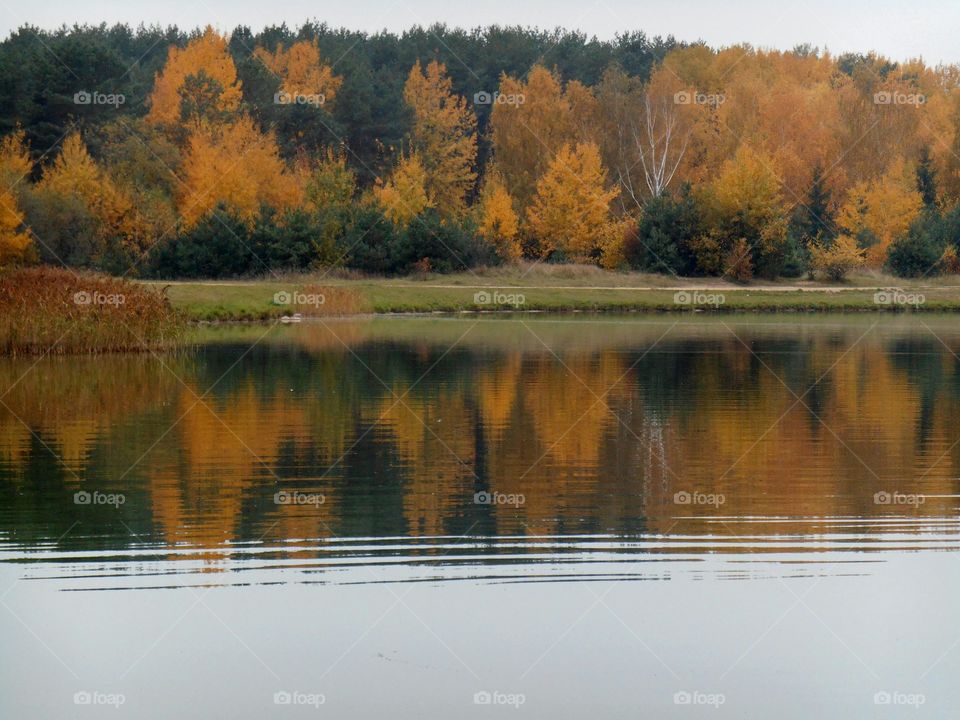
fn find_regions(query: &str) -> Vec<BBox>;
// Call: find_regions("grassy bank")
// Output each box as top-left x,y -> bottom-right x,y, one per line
147,265 -> 960,321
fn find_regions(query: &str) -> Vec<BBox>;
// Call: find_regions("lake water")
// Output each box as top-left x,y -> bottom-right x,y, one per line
1,314 -> 958,718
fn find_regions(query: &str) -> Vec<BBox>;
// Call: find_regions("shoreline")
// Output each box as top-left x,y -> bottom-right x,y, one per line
156,277 -> 959,322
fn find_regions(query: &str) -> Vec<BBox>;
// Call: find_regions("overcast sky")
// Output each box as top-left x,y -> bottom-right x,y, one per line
1,0 -> 957,64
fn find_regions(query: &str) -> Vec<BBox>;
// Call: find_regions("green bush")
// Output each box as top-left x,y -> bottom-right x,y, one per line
625,187 -> 701,275
887,210 -> 946,278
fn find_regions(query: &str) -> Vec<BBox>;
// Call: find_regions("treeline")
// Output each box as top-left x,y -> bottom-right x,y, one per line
1,22 -> 960,279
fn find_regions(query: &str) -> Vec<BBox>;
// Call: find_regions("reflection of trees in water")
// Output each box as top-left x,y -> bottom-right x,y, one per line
1,325 -> 959,554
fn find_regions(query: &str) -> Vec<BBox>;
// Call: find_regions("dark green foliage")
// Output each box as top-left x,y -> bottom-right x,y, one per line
341,206 -> 403,274
19,188 -> 101,267
791,164 -> 836,246
251,207 -> 343,269
396,210 -> 491,273
887,209 -> 946,278
149,206 -> 256,278
625,186 -> 701,275
916,145 -> 938,207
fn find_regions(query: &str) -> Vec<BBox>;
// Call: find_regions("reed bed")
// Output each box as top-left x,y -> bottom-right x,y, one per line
0,267 -> 185,355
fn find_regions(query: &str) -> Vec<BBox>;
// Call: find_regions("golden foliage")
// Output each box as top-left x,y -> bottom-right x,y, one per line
708,146 -> 789,256
403,60 -> 477,219
490,65 -> 596,209
147,27 -> 243,128
179,116 -> 302,227
373,151 -> 432,226
253,39 -> 342,105
526,142 -> 619,260
837,158 -> 923,266
477,171 -> 521,261
39,132 -> 147,253
0,131 -> 33,267
810,235 -> 867,280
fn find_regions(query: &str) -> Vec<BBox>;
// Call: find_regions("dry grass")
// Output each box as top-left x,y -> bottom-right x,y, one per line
295,285 -> 365,316
0,267 -> 185,355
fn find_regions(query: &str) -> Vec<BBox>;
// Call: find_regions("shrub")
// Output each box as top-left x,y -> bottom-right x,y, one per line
723,238 -> 754,282
626,187 -> 702,275
342,206 -> 403,274
810,235 -> 865,280
940,245 -> 960,274
20,189 -> 101,268
252,208 -> 344,270
150,206 -> 255,278
394,210 -> 490,273
0,266 -> 183,355
886,210 -> 946,278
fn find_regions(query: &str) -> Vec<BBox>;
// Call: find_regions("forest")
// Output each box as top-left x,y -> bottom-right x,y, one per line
1,21 -> 960,280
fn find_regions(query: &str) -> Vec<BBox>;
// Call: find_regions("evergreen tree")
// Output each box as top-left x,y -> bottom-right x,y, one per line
916,145 -> 938,207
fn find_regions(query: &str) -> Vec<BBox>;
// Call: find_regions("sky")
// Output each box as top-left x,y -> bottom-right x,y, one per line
1,0 -> 957,64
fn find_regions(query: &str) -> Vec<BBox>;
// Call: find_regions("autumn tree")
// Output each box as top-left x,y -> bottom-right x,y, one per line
526,142 -> 619,260
597,65 -> 706,209
477,171 -> 521,261
36,132 -> 145,259
490,66 -> 596,209
305,148 -> 356,212
254,39 -> 342,106
0,131 -> 33,267
374,151 -> 431,227
147,27 -> 243,129
837,157 -> 923,266
701,146 -> 789,277
403,60 -> 477,219
179,116 -> 301,228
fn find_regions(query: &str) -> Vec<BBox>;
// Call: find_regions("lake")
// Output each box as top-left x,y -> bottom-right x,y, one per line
1,314 -> 958,718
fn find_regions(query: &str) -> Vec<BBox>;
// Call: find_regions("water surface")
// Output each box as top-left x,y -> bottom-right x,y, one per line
1,315 -> 958,717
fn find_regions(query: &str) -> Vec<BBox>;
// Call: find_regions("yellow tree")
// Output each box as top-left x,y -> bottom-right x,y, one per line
374,152 -> 431,227
0,131 -> 33,266
39,132 -> 141,252
147,27 -> 243,128
526,142 -> 619,260
254,40 -> 342,105
403,60 -> 477,219
490,65 -> 589,209
179,116 -> 301,227
703,146 -> 789,275
837,157 -> 923,266
478,171 -> 521,261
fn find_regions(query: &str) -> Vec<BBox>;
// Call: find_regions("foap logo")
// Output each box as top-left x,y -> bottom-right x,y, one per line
73,290 -> 125,306
874,289 -> 925,307
674,90 -> 725,108
474,490 -> 525,507
74,490 -> 126,508
273,690 -> 326,708
874,690 -> 925,708
874,491 -> 925,507
274,91 -> 325,107
274,490 -> 325,507
674,490 -> 725,508
274,290 -> 325,307
473,290 -> 526,308
473,91 -> 526,106
473,690 -> 526,708
73,690 -> 126,708
674,290 -> 725,308
73,90 -> 125,108
673,690 -> 726,708
874,91 -> 926,107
